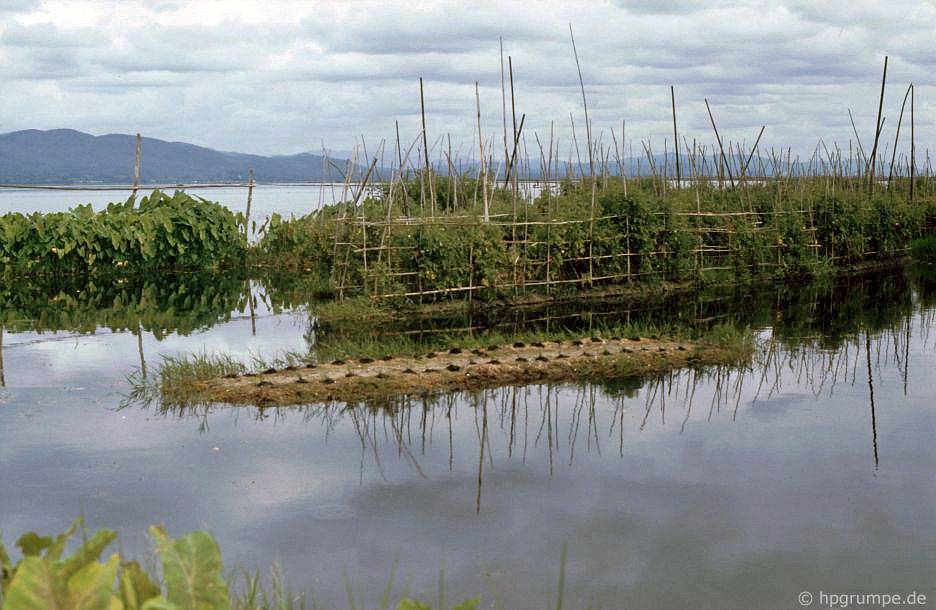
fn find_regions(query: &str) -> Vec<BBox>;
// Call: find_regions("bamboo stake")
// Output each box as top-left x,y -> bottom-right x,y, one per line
503,114 -> 527,187
868,55 -> 888,193
395,120 -> 410,214
476,82 -> 489,222
887,84 -> 913,186
569,23 -> 597,284
419,77 -> 435,217
508,56 -> 520,285
671,86 -> 681,185
910,84 -> 916,202
500,37 -> 510,172
704,99 -> 736,188
132,133 -> 141,200
245,168 -> 254,235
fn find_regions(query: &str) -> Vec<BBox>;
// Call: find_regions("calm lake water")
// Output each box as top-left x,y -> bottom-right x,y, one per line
0,184 -> 339,219
0,182 -> 548,219
1,269 -> 934,608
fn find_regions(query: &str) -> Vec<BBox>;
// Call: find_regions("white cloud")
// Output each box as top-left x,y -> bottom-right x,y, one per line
0,0 -> 931,161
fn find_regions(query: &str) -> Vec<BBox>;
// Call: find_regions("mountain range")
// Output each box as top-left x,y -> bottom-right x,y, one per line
1,128 -> 850,185
0,129 -> 351,184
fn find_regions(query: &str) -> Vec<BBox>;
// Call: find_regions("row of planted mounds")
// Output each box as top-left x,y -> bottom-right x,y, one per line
0,190 -> 247,276
193,334 -> 747,406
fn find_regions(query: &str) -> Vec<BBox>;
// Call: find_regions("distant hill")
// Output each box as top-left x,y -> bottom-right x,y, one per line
0,129 -> 356,184
0,129 -> 833,186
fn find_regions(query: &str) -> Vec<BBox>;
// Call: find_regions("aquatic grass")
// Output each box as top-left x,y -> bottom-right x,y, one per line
125,347 -> 325,411
126,351 -> 248,409
236,566 -> 309,610
311,296 -> 392,323
695,323 -> 757,363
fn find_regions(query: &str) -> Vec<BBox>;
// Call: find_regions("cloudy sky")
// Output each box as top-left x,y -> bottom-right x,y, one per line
0,0 -> 934,161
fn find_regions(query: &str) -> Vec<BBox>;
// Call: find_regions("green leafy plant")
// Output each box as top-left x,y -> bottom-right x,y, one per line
0,523 -> 485,610
0,191 -> 246,277
0,520 -> 231,610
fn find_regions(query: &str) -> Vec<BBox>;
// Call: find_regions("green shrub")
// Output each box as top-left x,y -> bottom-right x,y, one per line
0,191 -> 246,276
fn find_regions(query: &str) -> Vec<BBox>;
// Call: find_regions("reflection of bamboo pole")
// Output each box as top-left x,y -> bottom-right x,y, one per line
246,279 -> 256,337
136,323 -> 147,380
865,332 -> 879,468
476,394 -> 488,513
0,325 -> 5,387
903,306 -> 911,395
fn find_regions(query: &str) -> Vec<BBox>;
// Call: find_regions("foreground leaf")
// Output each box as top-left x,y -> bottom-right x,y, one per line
1,535 -> 12,587
140,596 -> 181,610
119,562 -> 161,610
16,533 -> 54,558
150,526 -> 230,610
58,529 -> 118,582
66,553 -> 120,610
4,556 -> 66,610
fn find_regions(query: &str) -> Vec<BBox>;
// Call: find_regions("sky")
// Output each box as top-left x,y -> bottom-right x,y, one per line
0,0 -> 934,162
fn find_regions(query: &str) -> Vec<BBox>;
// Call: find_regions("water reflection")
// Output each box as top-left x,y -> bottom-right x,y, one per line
1,266 -> 934,608
146,285 -> 933,515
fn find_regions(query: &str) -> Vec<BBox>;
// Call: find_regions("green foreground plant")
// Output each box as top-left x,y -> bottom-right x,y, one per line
0,521 -> 486,610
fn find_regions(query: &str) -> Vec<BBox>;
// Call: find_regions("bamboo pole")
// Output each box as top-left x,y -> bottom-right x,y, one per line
245,168 -> 254,235
503,114 -> 527,187
509,55 -> 518,195
569,23 -> 597,285
500,37 -> 510,172
0,325 -> 5,388
476,82 -> 489,222
910,84 -> 916,203
868,55 -> 888,194
508,56 -> 520,292
704,99 -> 736,188
419,77 -> 435,217
132,133 -> 141,200
671,86 -> 681,186
395,120 -> 410,214
887,84 -> 913,187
